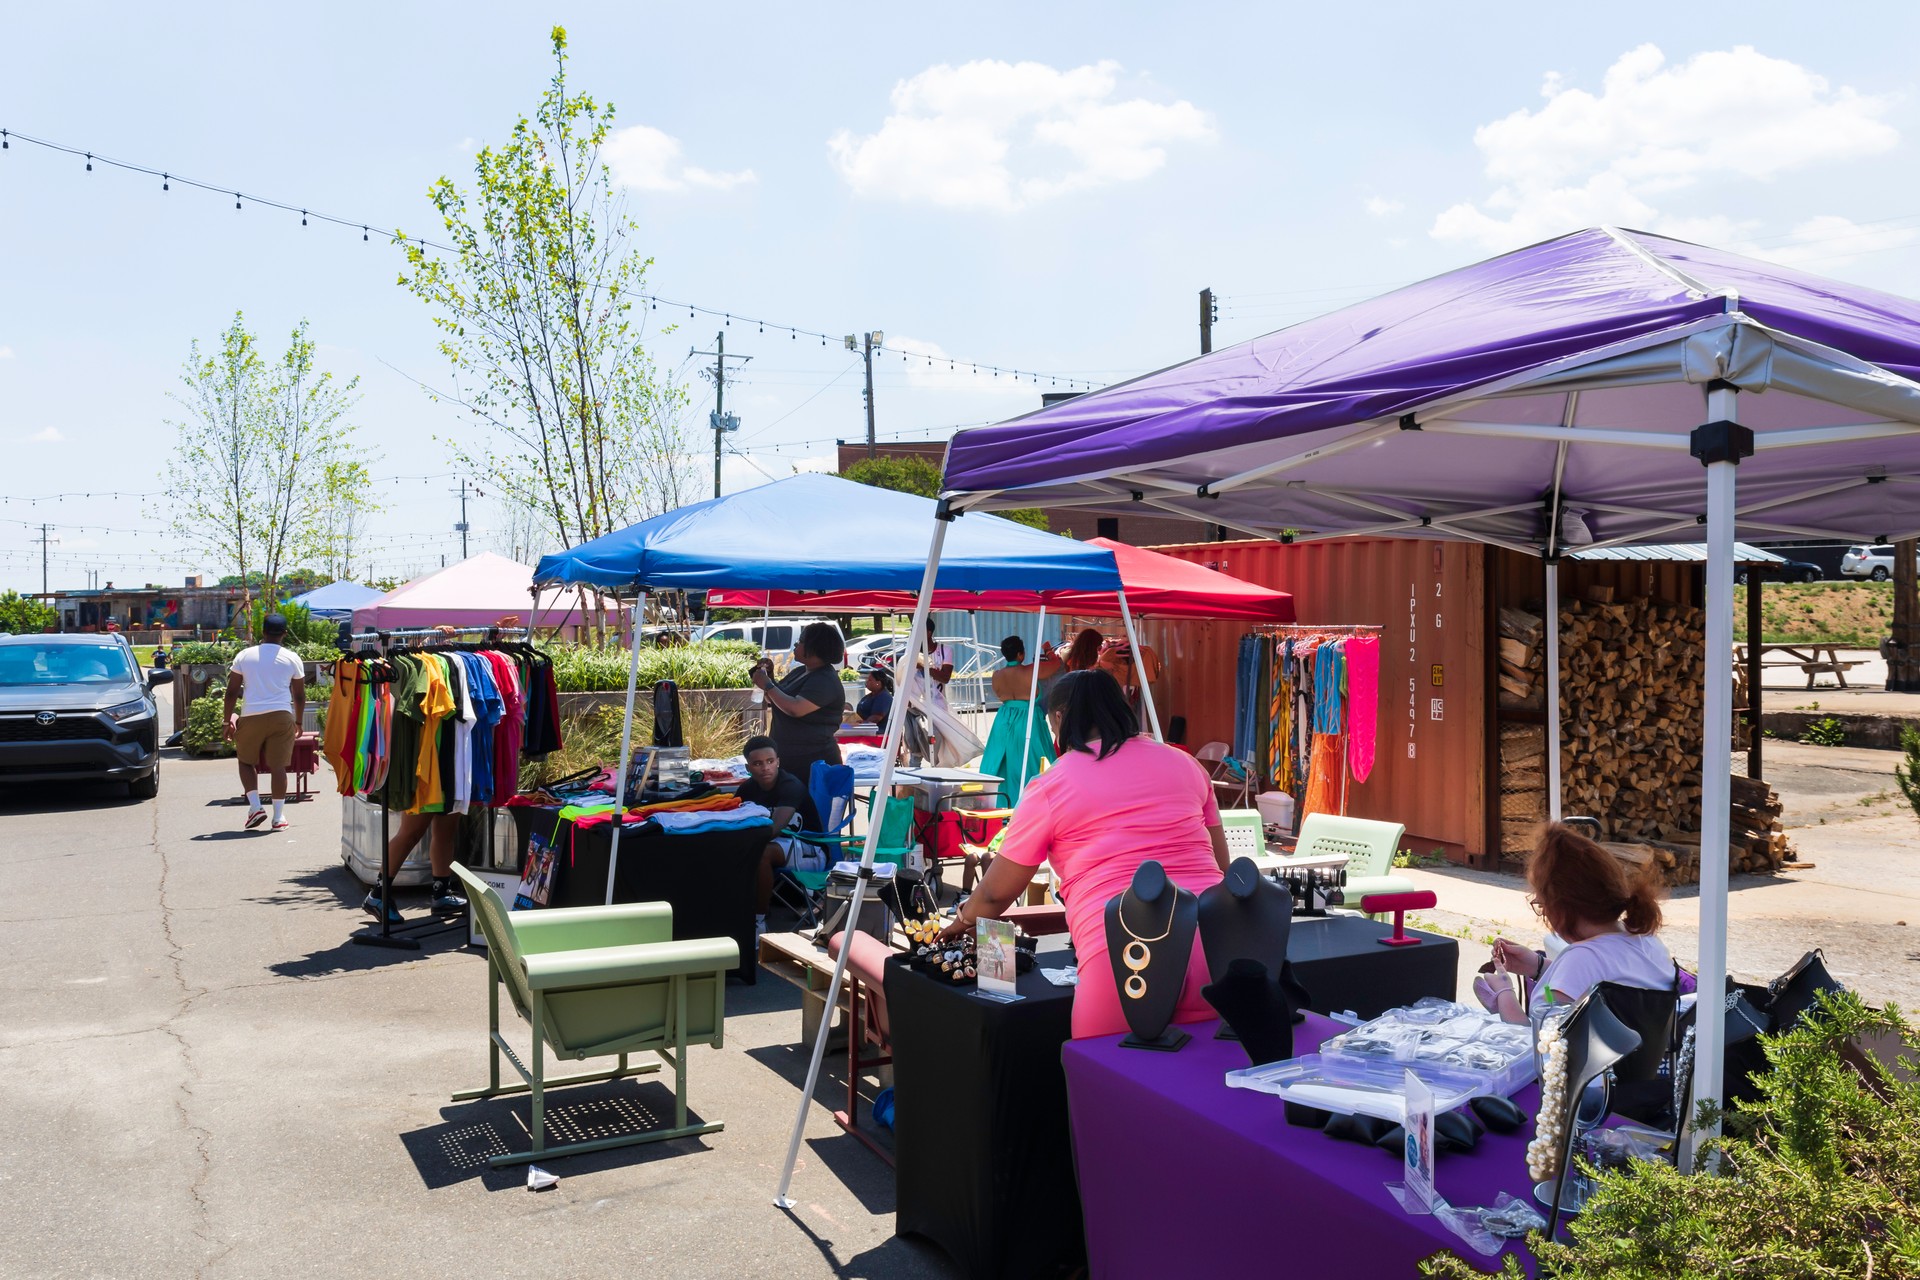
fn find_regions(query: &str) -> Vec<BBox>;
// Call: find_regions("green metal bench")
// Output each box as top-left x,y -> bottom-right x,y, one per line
1292,812 -> 1419,904
452,863 -> 738,1166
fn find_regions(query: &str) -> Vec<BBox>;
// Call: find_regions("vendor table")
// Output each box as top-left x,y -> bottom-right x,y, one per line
882,918 -> 1456,1279
506,806 -> 769,984
1063,1012 -> 1541,1278
885,942 -> 1082,1280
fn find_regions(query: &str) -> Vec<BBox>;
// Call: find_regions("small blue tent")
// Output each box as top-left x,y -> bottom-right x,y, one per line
288,580 -> 382,620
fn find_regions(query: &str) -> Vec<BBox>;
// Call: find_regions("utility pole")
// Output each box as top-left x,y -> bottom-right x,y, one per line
1199,288 -> 1216,354
450,478 -> 483,560
845,330 -> 884,457
33,523 -> 57,610
693,331 -> 750,498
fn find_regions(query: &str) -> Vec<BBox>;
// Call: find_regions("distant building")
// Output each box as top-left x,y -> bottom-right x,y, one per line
42,577 -> 247,634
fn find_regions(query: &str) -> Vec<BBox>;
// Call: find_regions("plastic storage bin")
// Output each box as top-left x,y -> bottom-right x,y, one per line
1225,1053 -> 1489,1123
1255,791 -> 1296,833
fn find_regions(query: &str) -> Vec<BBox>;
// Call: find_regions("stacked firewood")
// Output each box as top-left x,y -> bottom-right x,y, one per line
1497,607 -> 1545,711
1494,588 -> 1793,879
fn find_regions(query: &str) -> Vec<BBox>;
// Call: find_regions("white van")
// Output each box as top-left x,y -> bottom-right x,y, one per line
694,617 -> 844,660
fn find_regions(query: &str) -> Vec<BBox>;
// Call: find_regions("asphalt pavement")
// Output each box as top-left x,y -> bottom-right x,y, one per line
0,749 -> 956,1280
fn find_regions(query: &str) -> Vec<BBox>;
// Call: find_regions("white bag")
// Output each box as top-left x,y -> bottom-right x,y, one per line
910,691 -> 983,768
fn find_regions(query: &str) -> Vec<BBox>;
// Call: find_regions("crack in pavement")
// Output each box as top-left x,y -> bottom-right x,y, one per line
153,798 -> 232,1278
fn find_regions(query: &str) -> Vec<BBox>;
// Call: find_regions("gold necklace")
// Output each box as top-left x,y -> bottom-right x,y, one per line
1118,888 -> 1177,1000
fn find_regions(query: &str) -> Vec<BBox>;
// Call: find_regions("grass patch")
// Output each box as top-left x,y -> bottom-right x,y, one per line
1737,580 -> 1891,647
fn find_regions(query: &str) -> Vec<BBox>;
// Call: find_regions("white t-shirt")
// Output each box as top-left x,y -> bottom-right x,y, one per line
904,643 -> 953,709
1535,931 -> 1673,1009
230,643 -> 305,717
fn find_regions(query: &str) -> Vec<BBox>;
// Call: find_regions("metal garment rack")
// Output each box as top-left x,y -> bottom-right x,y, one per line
1247,624 -> 1382,819
349,626 -> 529,951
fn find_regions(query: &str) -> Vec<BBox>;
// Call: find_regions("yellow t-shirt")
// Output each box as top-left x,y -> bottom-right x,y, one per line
411,654 -> 456,811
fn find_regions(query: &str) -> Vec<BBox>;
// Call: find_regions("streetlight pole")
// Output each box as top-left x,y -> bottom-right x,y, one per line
846,330 -> 884,458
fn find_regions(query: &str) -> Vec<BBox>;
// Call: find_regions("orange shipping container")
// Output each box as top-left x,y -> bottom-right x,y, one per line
1128,539 -> 1489,863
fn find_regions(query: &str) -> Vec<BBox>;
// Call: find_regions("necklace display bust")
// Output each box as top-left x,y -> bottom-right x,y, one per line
1104,860 -> 1199,1052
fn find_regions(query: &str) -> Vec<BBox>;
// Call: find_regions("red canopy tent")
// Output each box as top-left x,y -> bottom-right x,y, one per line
705,537 -> 1294,621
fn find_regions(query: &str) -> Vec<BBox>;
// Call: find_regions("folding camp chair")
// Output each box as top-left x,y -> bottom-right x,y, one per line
777,794 -> 916,927
770,762 -> 856,925
1197,741 -> 1254,808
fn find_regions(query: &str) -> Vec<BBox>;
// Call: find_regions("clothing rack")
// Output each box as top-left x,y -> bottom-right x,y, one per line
1236,624 -> 1381,822
346,629 -> 533,951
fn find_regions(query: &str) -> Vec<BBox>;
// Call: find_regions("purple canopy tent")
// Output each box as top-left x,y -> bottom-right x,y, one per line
936,227 -> 1920,1163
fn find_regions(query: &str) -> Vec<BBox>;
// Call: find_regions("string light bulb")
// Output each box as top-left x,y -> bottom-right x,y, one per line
234,194 -> 241,209
301,209 -> 308,226
1,130 -> 8,149
162,173 -> 169,191
362,226 -> 368,241
85,153 -> 92,171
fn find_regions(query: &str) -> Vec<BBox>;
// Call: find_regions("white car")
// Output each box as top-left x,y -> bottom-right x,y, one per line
1840,544 -> 1899,581
843,633 -> 905,670
693,616 -> 844,659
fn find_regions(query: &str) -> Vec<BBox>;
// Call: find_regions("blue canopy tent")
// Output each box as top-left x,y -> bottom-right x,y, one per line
287,579 -> 382,620
533,473 -> 1124,1202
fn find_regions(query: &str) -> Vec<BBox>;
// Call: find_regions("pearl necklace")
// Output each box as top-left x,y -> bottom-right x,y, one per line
1117,889 -> 1177,1001
1527,1014 -> 1570,1182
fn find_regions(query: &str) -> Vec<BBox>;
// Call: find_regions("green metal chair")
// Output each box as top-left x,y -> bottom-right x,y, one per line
451,863 -> 738,1167
1291,812 -> 1419,904
789,793 -> 915,895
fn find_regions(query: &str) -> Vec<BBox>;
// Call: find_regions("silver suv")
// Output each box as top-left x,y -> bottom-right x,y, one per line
0,634 -> 173,797
1840,544 -> 1898,581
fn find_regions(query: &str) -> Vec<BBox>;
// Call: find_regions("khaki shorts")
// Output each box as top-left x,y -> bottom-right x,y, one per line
236,710 -> 298,769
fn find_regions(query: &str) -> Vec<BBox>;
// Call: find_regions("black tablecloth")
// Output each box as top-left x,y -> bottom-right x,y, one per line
506,806 -> 769,984
885,943 -> 1082,1280
881,917 -> 1456,1278
1287,915 -> 1458,1019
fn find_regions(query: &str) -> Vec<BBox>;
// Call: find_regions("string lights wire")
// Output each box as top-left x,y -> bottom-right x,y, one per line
0,126 -> 1106,391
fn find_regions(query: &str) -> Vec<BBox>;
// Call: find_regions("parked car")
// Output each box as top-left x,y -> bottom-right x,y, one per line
1736,559 -> 1823,584
1840,544 -> 1899,580
693,616 -> 845,660
0,633 -> 174,797
843,632 -> 905,670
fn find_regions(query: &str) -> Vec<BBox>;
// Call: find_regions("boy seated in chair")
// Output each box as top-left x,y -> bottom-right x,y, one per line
740,735 -> 827,937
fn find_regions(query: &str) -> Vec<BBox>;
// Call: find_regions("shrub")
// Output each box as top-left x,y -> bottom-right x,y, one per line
1799,716 -> 1846,747
183,684 -> 234,758
549,641 -> 760,692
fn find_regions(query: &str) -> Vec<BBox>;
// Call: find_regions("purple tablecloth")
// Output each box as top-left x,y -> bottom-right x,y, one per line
1062,1013 -> 1541,1278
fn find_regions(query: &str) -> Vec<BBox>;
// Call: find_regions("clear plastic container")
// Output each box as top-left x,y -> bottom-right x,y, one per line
1225,1053 -> 1490,1123
1320,998 -> 1537,1098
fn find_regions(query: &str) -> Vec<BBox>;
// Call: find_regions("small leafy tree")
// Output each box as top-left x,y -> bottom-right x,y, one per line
841,455 -> 1049,530
161,313 -> 369,634
1896,724 -> 1920,825
0,589 -> 57,633
396,26 -> 696,557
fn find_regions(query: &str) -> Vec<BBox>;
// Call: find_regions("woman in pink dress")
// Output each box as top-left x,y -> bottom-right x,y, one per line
942,670 -> 1229,1038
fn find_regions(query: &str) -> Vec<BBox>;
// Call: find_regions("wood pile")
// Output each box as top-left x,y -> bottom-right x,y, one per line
1497,607 -> 1545,711
1495,589 -> 1795,879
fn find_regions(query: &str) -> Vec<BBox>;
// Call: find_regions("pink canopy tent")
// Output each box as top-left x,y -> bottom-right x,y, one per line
351,552 -> 605,636
705,537 -> 1294,621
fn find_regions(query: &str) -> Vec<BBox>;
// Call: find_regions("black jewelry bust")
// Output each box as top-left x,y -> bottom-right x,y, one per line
1198,857 -> 1310,1040
1104,860 -> 1198,1052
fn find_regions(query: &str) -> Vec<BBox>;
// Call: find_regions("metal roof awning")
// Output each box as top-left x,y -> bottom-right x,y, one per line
1569,542 -> 1785,564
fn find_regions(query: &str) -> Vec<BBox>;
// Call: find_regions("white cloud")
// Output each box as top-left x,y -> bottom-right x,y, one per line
1364,197 -> 1404,218
1432,45 -> 1899,252
455,137 -> 478,154
0,346 -> 14,359
828,59 -> 1213,212
604,125 -> 756,193
30,427 -> 62,443
1750,214 -> 1920,269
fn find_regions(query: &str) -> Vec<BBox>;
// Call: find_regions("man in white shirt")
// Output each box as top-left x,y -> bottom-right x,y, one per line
222,613 -> 306,831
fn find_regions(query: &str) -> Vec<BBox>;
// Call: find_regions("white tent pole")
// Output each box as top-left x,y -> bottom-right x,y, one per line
1546,561 -> 1563,822
1688,384 -> 1743,1167
968,608 -> 980,711
605,593 -> 646,905
1018,603 -> 1048,796
1117,587 -> 1163,742
776,516 -> 951,1208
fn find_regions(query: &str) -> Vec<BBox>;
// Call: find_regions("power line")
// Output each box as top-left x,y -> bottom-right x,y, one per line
0,126 -> 1107,392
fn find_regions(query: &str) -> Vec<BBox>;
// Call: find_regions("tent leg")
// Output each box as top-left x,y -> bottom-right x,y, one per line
1546,559 -> 1562,822
775,516 -> 952,1207
1117,587 -> 1163,742
1686,390 -> 1746,1167
1018,604 -> 1047,798
605,595 -> 646,905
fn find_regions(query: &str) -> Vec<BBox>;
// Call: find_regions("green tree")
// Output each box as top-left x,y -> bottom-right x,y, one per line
1896,724 -> 1920,825
396,26 -> 697,557
161,313 -> 369,634
840,455 -> 1049,530
0,589 -> 57,633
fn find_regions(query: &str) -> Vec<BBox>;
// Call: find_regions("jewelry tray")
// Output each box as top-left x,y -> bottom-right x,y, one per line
1225,1053 -> 1489,1123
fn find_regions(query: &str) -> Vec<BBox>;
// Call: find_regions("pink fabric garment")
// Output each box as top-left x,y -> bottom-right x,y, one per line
997,735 -> 1225,1038
1345,636 -> 1379,783
481,652 -> 523,798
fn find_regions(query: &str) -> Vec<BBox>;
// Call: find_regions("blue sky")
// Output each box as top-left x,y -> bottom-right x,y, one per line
5,4 -> 1920,593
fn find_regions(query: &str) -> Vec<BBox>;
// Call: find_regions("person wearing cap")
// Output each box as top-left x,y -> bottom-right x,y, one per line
223,613 -> 306,831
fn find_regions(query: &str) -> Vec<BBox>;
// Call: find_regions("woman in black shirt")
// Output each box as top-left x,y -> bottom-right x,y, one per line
749,621 -> 848,787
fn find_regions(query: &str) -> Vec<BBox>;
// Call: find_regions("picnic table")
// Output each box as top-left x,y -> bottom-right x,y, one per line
1738,642 -> 1868,688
